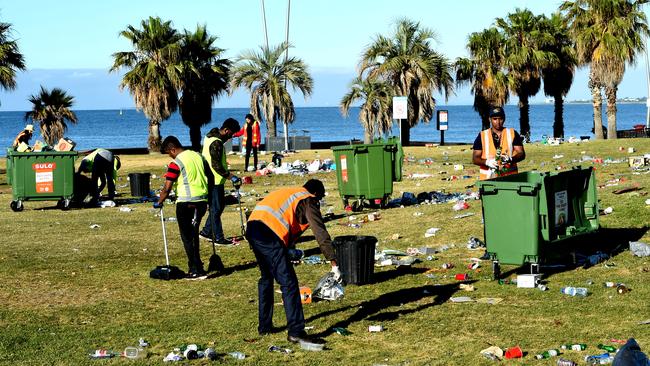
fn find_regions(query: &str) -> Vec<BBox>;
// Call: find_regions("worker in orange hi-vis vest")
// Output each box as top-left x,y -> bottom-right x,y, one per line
472,106 -> 526,180
246,179 -> 339,346
233,113 -> 261,172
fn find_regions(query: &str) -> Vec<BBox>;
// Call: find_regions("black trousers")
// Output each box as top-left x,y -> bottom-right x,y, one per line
176,201 -> 207,274
244,145 -> 258,171
91,155 -> 115,201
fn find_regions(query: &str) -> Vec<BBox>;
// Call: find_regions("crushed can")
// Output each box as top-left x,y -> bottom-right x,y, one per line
299,286 -> 312,304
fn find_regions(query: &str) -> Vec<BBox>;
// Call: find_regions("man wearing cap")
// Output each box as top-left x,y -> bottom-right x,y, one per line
78,148 -> 121,204
13,124 -> 34,151
472,106 -> 525,180
245,178 -> 340,345
233,113 -> 261,172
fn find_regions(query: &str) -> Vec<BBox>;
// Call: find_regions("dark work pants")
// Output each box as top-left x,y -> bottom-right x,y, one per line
244,145 -> 258,171
245,221 -> 304,336
200,184 -> 225,241
176,201 -> 207,274
91,155 -> 115,201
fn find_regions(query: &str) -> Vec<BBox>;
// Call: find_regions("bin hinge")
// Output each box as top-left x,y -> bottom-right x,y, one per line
479,184 -> 497,195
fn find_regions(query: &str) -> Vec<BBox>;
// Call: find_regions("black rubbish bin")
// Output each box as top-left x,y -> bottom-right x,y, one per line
333,235 -> 377,285
128,173 -> 151,197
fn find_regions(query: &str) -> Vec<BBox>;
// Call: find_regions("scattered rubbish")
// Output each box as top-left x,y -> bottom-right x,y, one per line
368,325 -> 384,332
556,358 -> 578,366
467,236 -> 485,249
504,346 -> 523,359
300,286 -> 312,304
560,287 -> 588,297
646,199 -> 650,205
603,207 -> 614,215
138,338 -> 149,347
122,347 -> 143,359
454,212 -> 475,219
561,343 -> 587,351
452,200 -> 470,211
268,345 -> 292,354
442,263 -> 454,269
333,327 -> 351,336
424,227 -> 441,238
639,319 -> 650,325
480,346 -> 504,361
517,274 -> 541,288
467,262 -> 480,270
536,349 -> 561,359
228,351 -> 245,360
598,344 -> 617,353
616,284 -> 630,294
612,186 -> 643,194
89,224 -> 100,229
99,200 -> 116,208
302,255 -> 324,265
163,352 -> 183,362
413,211 -> 423,217
476,297 -> 503,305
459,283 -> 475,292
89,349 -> 117,359
300,340 -> 324,352
538,284 -> 548,291
390,233 -> 400,240
630,241 -> 650,257
119,207 -> 134,212
455,273 -> 469,281
450,296 -> 474,303
553,154 -> 565,159
584,352 -> 613,365
313,272 -> 344,301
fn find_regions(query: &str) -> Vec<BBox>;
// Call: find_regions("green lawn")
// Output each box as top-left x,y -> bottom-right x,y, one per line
1,139 -> 649,365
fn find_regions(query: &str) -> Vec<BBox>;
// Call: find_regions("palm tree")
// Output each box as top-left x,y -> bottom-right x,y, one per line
539,13 -> 577,139
178,25 -> 231,151
496,8 -> 559,141
340,75 -> 393,143
561,0 -> 649,140
25,86 -> 77,146
230,42 -> 313,138
455,28 -> 510,130
110,16 -> 182,151
360,18 -> 454,146
0,21 -> 26,103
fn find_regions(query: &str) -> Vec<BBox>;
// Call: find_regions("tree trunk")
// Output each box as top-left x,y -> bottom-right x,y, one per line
267,116 -> 277,138
363,129 -> 372,144
518,95 -> 531,142
605,85 -> 618,140
148,120 -> 162,152
399,119 -> 411,146
188,124 -> 202,152
589,73 -> 604,140
553,93 -> 564,139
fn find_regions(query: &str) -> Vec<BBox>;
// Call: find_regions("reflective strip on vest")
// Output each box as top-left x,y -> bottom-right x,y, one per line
173,150 -> 208,202
479,128 -> 518,180
202,135 -> 226,185
248,188 -> 313,246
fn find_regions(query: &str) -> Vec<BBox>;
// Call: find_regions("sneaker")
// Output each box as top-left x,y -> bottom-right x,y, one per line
199,233 -> 213,242
186,269 -> 208,280
214,238 -> 236,246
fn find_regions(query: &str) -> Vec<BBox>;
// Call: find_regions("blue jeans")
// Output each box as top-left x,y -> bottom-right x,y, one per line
200,184 -> 225,241
245,221 -> 305,336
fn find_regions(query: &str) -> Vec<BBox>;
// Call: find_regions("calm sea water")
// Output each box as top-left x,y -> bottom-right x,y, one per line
1,104 -> 646,156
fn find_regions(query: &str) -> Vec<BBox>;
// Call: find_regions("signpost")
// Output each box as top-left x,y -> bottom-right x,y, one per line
437,110 -> 448,146
393,96 -> 407,144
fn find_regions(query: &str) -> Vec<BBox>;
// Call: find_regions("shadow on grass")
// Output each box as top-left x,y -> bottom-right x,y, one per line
498,226 -> 649,279
307,283 -> 462,338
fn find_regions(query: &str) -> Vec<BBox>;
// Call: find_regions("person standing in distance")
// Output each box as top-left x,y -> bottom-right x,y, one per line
472,106 -> 526,180
155,136 -> 210,278
245,179 -> 341,344
199,118 -> 241,245
233,113 -> 261,172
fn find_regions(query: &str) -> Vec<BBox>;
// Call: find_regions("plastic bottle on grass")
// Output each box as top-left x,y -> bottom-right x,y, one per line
560,287 -> 588,297
536,349 -> 561,359
229,351 -> 246,360
585,352 -> 613,365
597,344 -> 617,353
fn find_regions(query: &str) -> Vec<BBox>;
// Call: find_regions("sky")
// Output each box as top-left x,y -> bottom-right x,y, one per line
0,0 -> 649,110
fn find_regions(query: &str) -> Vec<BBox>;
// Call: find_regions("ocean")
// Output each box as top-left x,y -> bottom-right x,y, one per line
1,103 -> 647,156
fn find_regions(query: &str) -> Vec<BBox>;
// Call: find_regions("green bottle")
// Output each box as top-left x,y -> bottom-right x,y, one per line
598,344 -> 617,352
561,343 -> 587,351
535,349 -> 560,359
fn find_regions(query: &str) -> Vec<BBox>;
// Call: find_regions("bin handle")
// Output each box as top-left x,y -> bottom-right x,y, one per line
517,185 -> 538,196
354,146 -> 368,154
479,184 -> 497,195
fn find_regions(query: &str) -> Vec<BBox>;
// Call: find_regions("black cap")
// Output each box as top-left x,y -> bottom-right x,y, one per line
489,106 -> 505,118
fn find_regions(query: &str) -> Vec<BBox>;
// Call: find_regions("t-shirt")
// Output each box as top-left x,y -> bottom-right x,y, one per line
472,129 -> 523,150
164,162 -> 180,183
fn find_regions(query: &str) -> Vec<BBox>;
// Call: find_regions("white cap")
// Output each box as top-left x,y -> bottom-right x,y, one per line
25,124 -> 34,132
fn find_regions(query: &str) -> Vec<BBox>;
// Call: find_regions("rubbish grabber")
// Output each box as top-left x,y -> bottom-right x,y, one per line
236,187 -> 246,237
149,207 -> 185,280
207,198 -> 224,273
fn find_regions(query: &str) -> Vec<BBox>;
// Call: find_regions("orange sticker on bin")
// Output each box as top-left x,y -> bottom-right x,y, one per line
33,162 -> 56,193
340,155 -> 348,182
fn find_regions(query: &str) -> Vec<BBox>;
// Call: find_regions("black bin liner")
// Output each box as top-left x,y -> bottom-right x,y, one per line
333,235 -> 377,285
128,173 -> 151,197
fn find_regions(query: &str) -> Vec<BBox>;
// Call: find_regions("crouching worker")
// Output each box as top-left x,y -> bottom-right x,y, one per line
155,136 -> 210,278
245,179 -> 341,344
78,148 -> 121,204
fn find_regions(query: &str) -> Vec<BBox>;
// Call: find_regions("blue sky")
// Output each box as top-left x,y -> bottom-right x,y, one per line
0,0 -> 649,110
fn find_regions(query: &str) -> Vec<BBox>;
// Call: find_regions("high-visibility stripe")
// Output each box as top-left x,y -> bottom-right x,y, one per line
174,157 -> 193,201
254,205 -> 291,231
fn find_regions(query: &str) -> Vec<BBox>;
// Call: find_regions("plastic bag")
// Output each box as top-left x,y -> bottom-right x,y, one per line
630,241 -> 650,257
313,272 -> 344,301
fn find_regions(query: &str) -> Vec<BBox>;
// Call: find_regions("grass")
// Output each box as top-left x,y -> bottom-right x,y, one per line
1,139 -> 649,365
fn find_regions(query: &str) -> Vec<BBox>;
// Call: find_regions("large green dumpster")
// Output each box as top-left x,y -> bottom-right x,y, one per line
331,138 -> 403,210
477,167 -> 598,277
6,149 -> 77,211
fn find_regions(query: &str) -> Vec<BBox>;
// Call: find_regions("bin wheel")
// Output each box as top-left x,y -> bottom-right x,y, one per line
10,200 -> 24,212
351,200 -> 363,212
58,199 -> 71,211
492,261 -> 501,281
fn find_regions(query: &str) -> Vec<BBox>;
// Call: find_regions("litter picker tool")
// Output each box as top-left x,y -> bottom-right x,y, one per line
149,207 -> 184,280
235,185 -> 246,237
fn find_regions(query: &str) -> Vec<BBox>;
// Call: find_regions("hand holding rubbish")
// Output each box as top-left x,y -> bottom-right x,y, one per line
500,154 -> 512,163
331,265 -> 342,282
485,158 -> 499,169
153,201 -> 163,209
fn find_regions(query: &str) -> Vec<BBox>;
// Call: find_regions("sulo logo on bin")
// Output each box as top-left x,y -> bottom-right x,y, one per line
340,155 -> 348,182
32,162 -> 56,193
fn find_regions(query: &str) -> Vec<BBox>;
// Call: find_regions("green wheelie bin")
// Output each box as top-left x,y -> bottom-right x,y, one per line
6,149 -> 77,211
477,167 -> 599,278
331,138 -> 403,211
